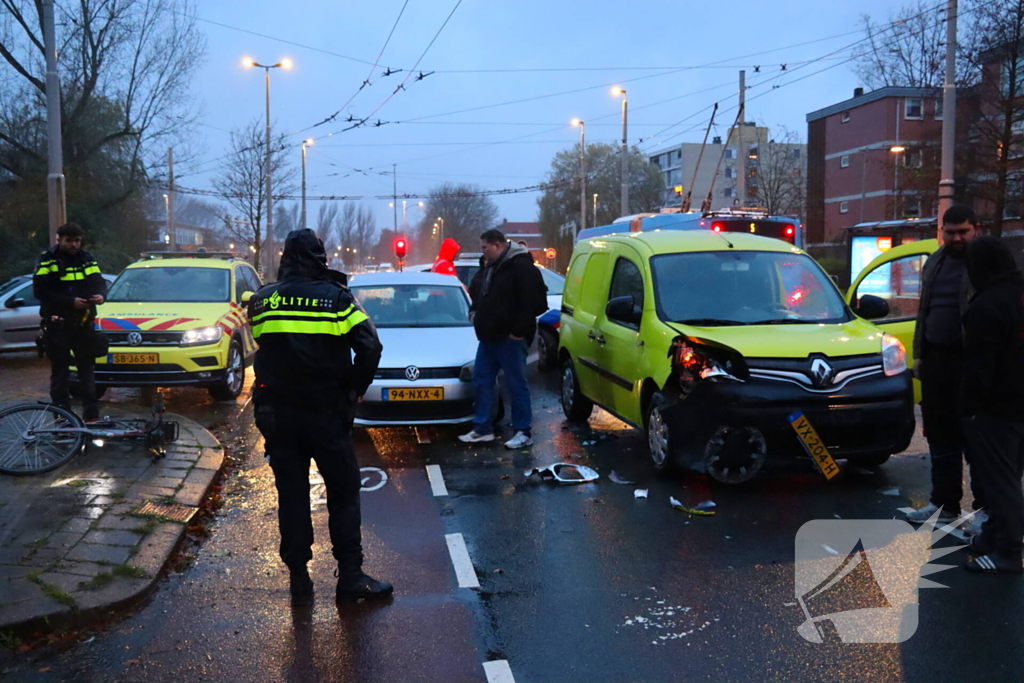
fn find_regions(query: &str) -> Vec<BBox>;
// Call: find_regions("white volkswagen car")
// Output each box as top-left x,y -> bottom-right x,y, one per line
349,272 -> 479,426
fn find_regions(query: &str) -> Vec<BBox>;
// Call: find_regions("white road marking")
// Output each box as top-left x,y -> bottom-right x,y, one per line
360,467 -> 388,492
426,464 -> 449,497
482,659 -> 516,683
445,533 -> 480,588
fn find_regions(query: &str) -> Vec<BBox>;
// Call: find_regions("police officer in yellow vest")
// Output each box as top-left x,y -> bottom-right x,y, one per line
248,229 -> 388,606
33,223 -> 107,421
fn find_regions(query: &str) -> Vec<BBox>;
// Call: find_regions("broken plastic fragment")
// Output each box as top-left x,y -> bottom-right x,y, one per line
634,489 -> 649,499
670,496 -> 716,516
878,487 -> 901,496
694,500 -> 716,512
524,463 -> 599,483
609,470 -> 634,485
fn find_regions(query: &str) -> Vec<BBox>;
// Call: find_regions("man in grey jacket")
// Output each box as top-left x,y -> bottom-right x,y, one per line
906,205 -> 984,526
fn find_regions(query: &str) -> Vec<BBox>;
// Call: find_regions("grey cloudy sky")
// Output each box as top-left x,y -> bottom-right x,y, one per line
180,0 -> 907,233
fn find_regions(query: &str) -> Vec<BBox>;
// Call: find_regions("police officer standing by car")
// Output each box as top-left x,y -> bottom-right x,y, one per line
33,223 -> 107,421
248,229 -> 389,606
906,205 -> 985,526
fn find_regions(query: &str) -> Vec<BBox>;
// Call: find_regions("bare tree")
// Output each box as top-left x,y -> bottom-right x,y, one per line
961,0 -> 1024,235
0,0 -> 206,191
851,1 -> 952,89
334,202 -> 375,268
750,126 -> 807,217
316,203 -> 341,246
415,182 -> 499,253
273,202 -> 299,240
212,120 -> 295,269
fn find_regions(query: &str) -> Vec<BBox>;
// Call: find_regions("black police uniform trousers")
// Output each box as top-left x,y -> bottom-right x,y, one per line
965,413 -> 1024,561
256,398 -> 363,577
44,320 -> 98,420
920,344 -> 986,514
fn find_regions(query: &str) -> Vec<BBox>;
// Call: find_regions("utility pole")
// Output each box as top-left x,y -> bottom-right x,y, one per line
42,0 -> 65,238
572,119 -> 586,233
736,70 -> 747,208
392,164 -> 398,234
168,148 -> 176,250
264,68 -> 274,276
618,90 -> 629,216
937,0 -> 958,240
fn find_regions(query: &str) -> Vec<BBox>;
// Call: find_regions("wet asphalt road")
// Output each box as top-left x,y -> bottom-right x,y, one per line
2,352 -> 1023,682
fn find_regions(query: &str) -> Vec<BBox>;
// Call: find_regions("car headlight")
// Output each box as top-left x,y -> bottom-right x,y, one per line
459,363 -> 474,382
180,326 -> 224,346
881,334 -> 907,376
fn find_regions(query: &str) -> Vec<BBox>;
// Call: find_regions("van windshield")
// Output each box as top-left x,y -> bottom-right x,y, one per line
651,251 -> 849,326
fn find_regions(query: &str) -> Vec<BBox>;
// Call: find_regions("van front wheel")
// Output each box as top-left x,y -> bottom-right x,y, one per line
646,393 -> 679,473
560,358 -> 593,422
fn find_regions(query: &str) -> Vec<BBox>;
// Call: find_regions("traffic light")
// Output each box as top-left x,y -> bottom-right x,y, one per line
393,237 -> 408,260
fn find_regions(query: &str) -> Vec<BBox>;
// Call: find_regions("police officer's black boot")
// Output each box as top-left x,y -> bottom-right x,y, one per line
335,569 -> 393,604
289,565 -> 314,607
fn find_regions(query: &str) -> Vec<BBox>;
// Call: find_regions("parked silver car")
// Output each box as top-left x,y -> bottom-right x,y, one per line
0,273 -> 117,353
349,272 -> 479,426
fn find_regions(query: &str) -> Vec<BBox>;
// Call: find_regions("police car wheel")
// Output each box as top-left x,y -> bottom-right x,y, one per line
537,327 -> 558,371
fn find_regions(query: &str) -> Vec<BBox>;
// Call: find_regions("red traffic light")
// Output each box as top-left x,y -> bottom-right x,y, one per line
393,237 -> 408,259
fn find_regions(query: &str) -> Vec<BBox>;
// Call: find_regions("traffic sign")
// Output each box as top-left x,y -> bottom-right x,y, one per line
545,248 -> 557,260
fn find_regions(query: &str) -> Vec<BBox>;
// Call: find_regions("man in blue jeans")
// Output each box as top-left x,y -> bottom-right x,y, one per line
460,229 -> 548,449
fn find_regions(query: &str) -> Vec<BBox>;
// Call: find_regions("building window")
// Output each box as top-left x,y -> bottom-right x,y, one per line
792,148 -> 801,159
905,98 -> 924,119
676,150 -> 682,160
840,155 -> 850,168
935,98 -> 944,120
724,167 -> 734,179
841,111 -> 850,123
725,148 -> 736,160
748,144 -> 759,160
904,198 -> 921,218
904,147 -> 923,168
839,201 -> 849,214
723,187 -> 733,198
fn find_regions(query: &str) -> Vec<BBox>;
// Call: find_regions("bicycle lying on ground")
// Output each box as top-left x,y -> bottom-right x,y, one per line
0,396 -> 179,475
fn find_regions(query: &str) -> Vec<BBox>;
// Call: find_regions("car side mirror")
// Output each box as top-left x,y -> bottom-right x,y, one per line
6,297 -> 26,308
854,294 -> 890,320
241,291 -> 254,304
606,295 -> 642,325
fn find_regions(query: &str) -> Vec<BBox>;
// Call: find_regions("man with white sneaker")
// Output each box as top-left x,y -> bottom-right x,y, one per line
906,205 -> 987,528
459,228 -> 548,449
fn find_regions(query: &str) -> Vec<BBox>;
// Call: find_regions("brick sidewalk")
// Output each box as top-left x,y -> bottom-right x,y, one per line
0,405 -> 223,632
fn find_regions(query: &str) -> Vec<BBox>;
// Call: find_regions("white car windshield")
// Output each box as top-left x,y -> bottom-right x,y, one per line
651,251 -> 849,326
106,267 -> 230,303
353,284 -> 472,328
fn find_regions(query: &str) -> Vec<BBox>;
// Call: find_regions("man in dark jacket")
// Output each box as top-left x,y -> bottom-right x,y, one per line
248,229 -> 389,605
959,237 -> 1024,573
460,229 -> 547,449
906,205 -> 983,526
33,223 -> 107,421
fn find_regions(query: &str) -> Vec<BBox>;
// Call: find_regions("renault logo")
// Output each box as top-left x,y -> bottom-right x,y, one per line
810,358 -> 834,388
127,332 -> 143,347
405,365 -> 421,381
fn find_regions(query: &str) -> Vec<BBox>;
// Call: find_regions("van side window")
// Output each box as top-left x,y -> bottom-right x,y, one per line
853,254 -> 928,321
609,258 -> 644,309
578,253 -> 610,316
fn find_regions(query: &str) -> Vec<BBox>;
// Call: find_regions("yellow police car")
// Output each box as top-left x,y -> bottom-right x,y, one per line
74,252 -> 262,400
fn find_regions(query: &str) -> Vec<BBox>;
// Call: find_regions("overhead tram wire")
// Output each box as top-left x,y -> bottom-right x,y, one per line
290,0 -> 411,137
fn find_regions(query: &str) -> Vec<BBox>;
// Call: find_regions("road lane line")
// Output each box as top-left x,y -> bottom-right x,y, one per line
445,533 -> 480,588
482,660 -> 516,683
426,464 -> 449,497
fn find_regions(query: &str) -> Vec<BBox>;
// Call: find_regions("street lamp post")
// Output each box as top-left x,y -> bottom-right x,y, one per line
572,119 -> 586,233
301,138 -> 313,230
858,144 -> 905,223
437,216 -> 445,242
613,87 -> 628,217
42,0 -> 66,237
593,193 -> 598,227
243,56 -> 292,275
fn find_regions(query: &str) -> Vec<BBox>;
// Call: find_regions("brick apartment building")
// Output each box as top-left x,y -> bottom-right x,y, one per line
806,86 -> 943,244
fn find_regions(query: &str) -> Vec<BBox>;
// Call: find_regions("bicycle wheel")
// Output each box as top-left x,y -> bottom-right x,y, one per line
0,404 -> 86,475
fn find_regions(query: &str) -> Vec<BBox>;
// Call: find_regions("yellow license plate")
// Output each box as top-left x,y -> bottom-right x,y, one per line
788,411 -> 841,480
384,387 -> 444,401
111,353 -> 159,364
